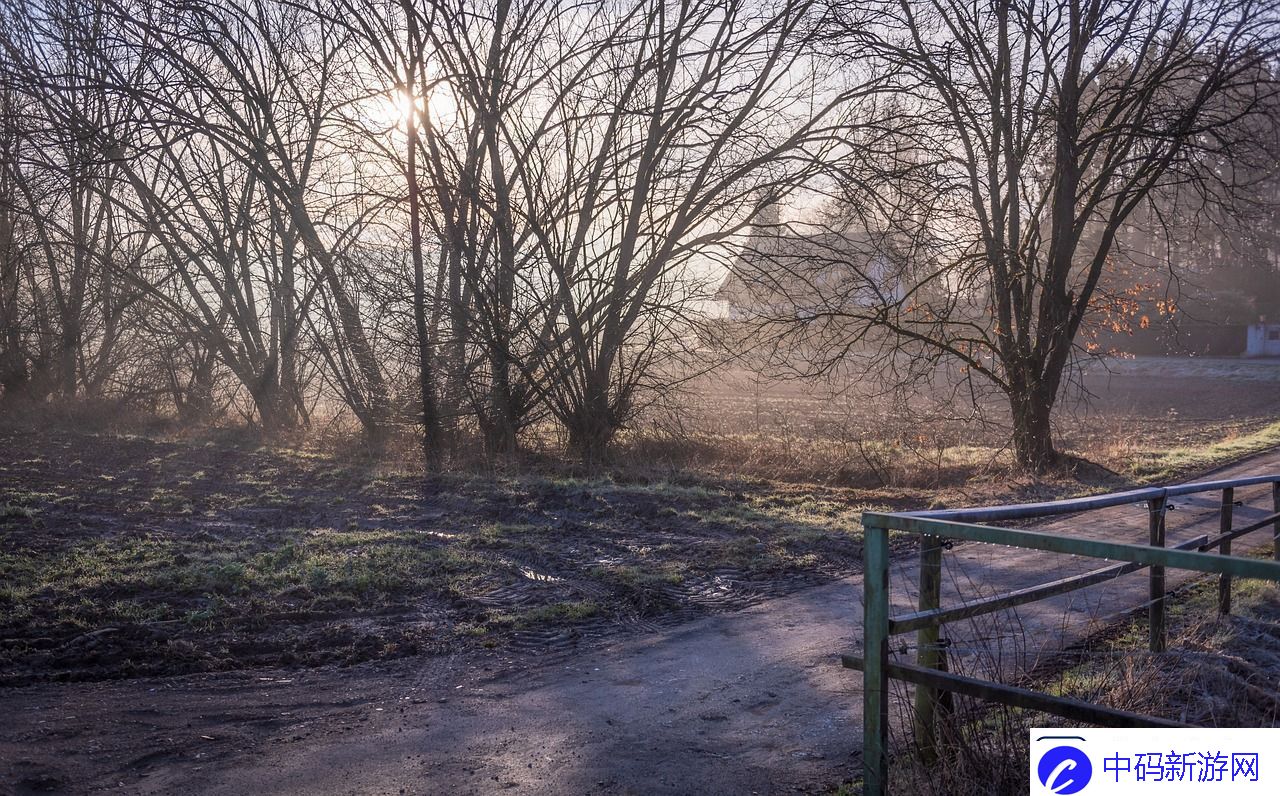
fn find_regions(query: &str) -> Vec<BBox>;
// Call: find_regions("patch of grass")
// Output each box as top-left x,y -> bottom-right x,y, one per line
1041,566 -> 1280,725
1,489 -> 58,502
463,522 -> 541,551
257,486 -> 292,506
592,479 -> 871,537
589,563 -> 686,615
592,562 -> 685,587
1,502 -> 39,520
519,599 -> 602,625
147,487 -> 190,511
0,489 -> 54,522
486,599 -> 603,628
0,424 -> 886,682
0,528 -> 505,636
1125,420 -> 1280,482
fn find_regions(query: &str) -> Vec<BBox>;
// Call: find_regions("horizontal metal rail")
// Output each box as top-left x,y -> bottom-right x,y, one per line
858,472 -> 1280,796
1165,475 -> 1280,497
899,487 -> 1162,523
888,534 -> 1209,635
841,655 -> 1191,729
900,474 -> 1280,523
861,512 -> 1280,581
1198,511 -> 1280,552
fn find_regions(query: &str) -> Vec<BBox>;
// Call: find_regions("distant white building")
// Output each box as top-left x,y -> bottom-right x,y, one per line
715,210 -> 906,322
1245,321 -> 1280,357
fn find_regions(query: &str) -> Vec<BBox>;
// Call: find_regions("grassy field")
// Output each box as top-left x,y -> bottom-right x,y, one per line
3,358 -> 1278,686
645,359 -> 1280,487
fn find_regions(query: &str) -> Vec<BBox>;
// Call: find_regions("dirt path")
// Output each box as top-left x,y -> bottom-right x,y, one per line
4,451 -> 1280,796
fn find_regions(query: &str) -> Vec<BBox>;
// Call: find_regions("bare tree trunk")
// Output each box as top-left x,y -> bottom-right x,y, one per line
251,372 -> 294,435
0,210 -> 26,405
404,41 -> 443,464
288,207 -> 389,444
1008,380 -> 1056,473
565,373 -> 618,465
479,0 -> 520,460
482,352 -> 517,458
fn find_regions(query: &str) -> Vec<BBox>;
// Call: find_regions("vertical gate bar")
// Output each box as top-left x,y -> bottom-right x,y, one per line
1148,496 -> 1167,653
1273,481 -> 1280,562
1218,488 -> 1234,615
914,535 -> 943,764
863,524 -> 891,796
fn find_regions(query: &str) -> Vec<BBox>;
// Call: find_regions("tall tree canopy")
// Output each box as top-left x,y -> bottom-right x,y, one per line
742,0 -> 1280,470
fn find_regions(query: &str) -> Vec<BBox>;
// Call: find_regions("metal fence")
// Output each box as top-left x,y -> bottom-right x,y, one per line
848,475 -> 1280,796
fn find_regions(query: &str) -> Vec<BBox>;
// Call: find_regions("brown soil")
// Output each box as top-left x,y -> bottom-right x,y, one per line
0,425 -> 881,687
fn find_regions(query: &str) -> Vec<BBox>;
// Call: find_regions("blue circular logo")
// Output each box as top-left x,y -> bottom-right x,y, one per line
1037,745 -> 1092,794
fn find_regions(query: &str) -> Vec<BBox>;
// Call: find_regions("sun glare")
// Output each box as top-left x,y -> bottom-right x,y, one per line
369,87 -> 456,130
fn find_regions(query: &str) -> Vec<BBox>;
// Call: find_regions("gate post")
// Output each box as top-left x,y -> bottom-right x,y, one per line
914,535 -> 944,764
863,524 -> 890,796
1273,481 -> 1280,562
1148,495 -> 1167,653
1218,488 -> 1234,615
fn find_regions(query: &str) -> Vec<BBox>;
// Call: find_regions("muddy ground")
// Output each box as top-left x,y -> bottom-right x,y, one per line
0,426 -> 888,687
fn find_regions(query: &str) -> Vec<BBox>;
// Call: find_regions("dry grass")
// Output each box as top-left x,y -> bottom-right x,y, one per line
873,577 -> 1280,796
1047,576 -> 1280,727
14,359 -> 1277,496
641,362 -> 1280,489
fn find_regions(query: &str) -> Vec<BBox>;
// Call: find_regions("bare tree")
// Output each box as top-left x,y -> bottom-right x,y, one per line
31,0 -> 1260,478
99,0 -> 395,440
748,0 -> 1280,471
0,79 -> 36,404
338,0 -> 588,461
0,0 -> 151,405
331,0 -> 854,464
495,0 -> 854,462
